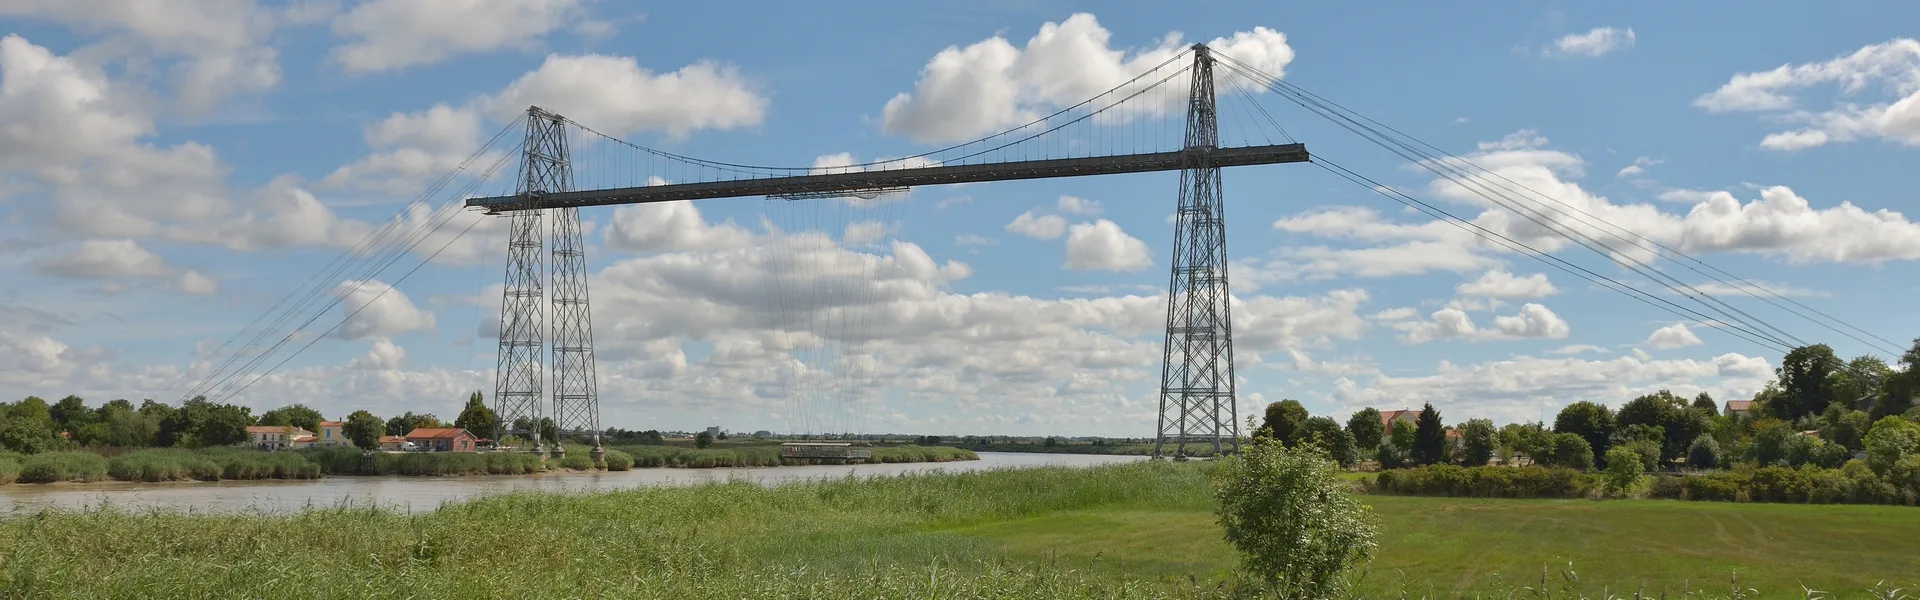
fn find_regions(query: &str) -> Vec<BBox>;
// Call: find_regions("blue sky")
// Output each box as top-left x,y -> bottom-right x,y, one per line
3,1 -> 1919,437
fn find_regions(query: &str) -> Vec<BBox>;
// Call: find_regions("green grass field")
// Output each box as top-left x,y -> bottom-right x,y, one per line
0,461 -> 1913,598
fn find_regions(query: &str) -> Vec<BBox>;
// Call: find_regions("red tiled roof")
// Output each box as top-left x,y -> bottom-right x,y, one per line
405,428 -> 471,440
1724,400 -> 1753,412
1379,409 -> 1420,425
246,425 -> 293,434
292,435 -> 317,443
318,421 -> 345,427
379,435 -> 407,443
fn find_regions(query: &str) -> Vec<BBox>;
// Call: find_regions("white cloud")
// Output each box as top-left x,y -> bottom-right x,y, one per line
1456,270 -> 1558,298
1678,186 -> 1920,264
1616,156 -> 1660,178
330,0 -> 591,74
320,103 -> 500,195
1694,38 -> 1920,150
954,234 -> 997,246
333,280 -> 436,341
1057,195 -> 1102,215
604,200 -> 751,252
349,339 -> 408,370
1647,322 -> 1704,349
1064,220 -> 1152,272
1395,303 -> 1571,344
1548,344 -> 1608,355
0,0 -> 283,113
36,239 -> 171,279
479,53 -> 767,140
879,13 -> 1294,143
843,221 -> 890,246
1006,209 -> 1068,240
1548,27 -> 1637,58
172,270 -> 220,296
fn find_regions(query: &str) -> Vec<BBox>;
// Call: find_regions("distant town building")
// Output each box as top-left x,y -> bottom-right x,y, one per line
379,435 -> 410,451
705,426 -> 721,438
314,420 -> 349,448
1723,400 -> 1753,419
1378,409 -> 1420,435
405,428 -> 478,452
247,425 -> 313,451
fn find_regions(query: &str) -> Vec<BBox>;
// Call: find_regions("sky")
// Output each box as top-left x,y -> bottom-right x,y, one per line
3,1 -> 1919,437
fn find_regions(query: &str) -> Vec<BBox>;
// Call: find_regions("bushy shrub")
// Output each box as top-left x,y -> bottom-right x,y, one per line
18,451 -> 109,483
557,454 -> 594,470
1371,465 -> 1595,499
1686,435 -> 1720,470
1649,475 -> 1685,499
603,448 -> 633,471
1214,438 -> 1377,599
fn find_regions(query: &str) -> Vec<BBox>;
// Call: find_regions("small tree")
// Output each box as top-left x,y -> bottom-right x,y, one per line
1346,408 -> 1385,451
453,392 -> 498,440
694,430 -> 714,449
1461,418 -> 1496,466
1686,435 -> 1720,470
1411,403 -> 1445,465
1262,400 -> 1310,447
343,410 -> 383,451
1301,416 -> 1356,468
1602,446 -> 1643,496
258,404 -> 324,433
1544,433 -> 1594,470
1213,434 -> 1378,598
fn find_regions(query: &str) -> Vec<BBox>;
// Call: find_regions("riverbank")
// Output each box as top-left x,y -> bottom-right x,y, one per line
0,445 -> 979,485
2,461 -> 1913,598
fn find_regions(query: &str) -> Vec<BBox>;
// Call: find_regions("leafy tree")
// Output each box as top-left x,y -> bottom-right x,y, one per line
1687,435 -> 1720,470
1346,408 -> 1384,451
1610,424 -> 1663,472
1691,392 -> 1718,416
50,395 -> 94,429
1553,401 -> 1615,465
1819,403 -> 1873,452
343,410 -> 384,451
1602,446 -> 1643,496
1834,355 -> 1895,408
538,418 -> 557,444
1461,418 -> 1496,467
138,400 -> 176,426
1747,419 -> 1795,467
1499,422 -> 1550,464
384,412 -> 443,436
1543,433 -> 1594,470
1864,416 -> 1920,475
1776,344 -> 1843,422
694,430 -> 714,449
258,404 -> 325,432
1262,400 -> 1310,447
0,415 -> 62,453
8,396 -> 52,424
1410,403 -> 1445,465
1300,416 -> 1356,467
454,391 -> 498,440
1212,436 -> 1378,598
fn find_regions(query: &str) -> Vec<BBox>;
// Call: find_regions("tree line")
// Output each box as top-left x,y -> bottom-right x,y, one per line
1255,338 -> 1920,477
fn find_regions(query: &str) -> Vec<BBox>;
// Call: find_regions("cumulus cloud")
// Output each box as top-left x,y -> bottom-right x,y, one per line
320,102 -> 502,195
1694,38 -> 1920,151
478,53 -> 766,140
1647,322 -> 1704,349
1064,219 -> 1152,272
1006,209 -> 1068,240
171,270 -> 220,296
36,239 -> 172,279
1457,270 -> 1559,298
879,13 -> 1295,143
0,0 -> 283,113
1057,195 -> 1102,215
604,201 -> 752,252
1548,27 -> 1636,58
1394,303 -> 1571,344
333,280 -> 436,340
330,0 -> 597,74
954,234 -> 997,246
1331,352 -> 1772,425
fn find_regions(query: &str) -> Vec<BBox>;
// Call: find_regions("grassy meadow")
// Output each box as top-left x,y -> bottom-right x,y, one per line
1,461 -> 1915,598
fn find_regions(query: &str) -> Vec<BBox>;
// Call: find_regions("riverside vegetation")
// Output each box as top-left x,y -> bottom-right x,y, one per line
2,445 -> 1916,598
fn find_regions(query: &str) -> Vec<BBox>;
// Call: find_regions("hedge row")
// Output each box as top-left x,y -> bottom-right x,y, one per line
1371,465 -> 1595,499
1649,463 -> 1917,505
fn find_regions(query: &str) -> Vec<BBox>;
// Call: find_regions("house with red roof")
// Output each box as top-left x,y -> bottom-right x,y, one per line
314,420 -> 350,448
1379,409 -> 1421,436
246,425 -> 313,451
405,428 -> 478,452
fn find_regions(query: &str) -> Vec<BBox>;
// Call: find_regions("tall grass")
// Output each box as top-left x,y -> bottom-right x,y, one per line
16,452 -> 109,483
0,452 -> 19,484
106,450 -> 222,482
612,444 -> 978,468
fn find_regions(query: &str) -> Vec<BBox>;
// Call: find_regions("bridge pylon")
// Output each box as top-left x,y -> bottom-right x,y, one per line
1153,44 -> 1241,459
492,106 -> 602,458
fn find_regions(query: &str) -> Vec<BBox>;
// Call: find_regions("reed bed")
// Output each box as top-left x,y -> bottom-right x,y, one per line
612,444 -> 978,468
106,449 -> 223,482
0,452 -> 20,484
16,451 -> 109,483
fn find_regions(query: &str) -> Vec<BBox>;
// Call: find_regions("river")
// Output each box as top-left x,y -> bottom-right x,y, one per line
0,452 -> 1148,515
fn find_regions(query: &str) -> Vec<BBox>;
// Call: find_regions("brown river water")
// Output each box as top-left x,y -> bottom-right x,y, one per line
0,452 -> 1147,515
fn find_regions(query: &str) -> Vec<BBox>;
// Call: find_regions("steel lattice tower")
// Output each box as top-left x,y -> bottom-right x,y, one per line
1154,45 -> 1241,459
493,106 -> 602,457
